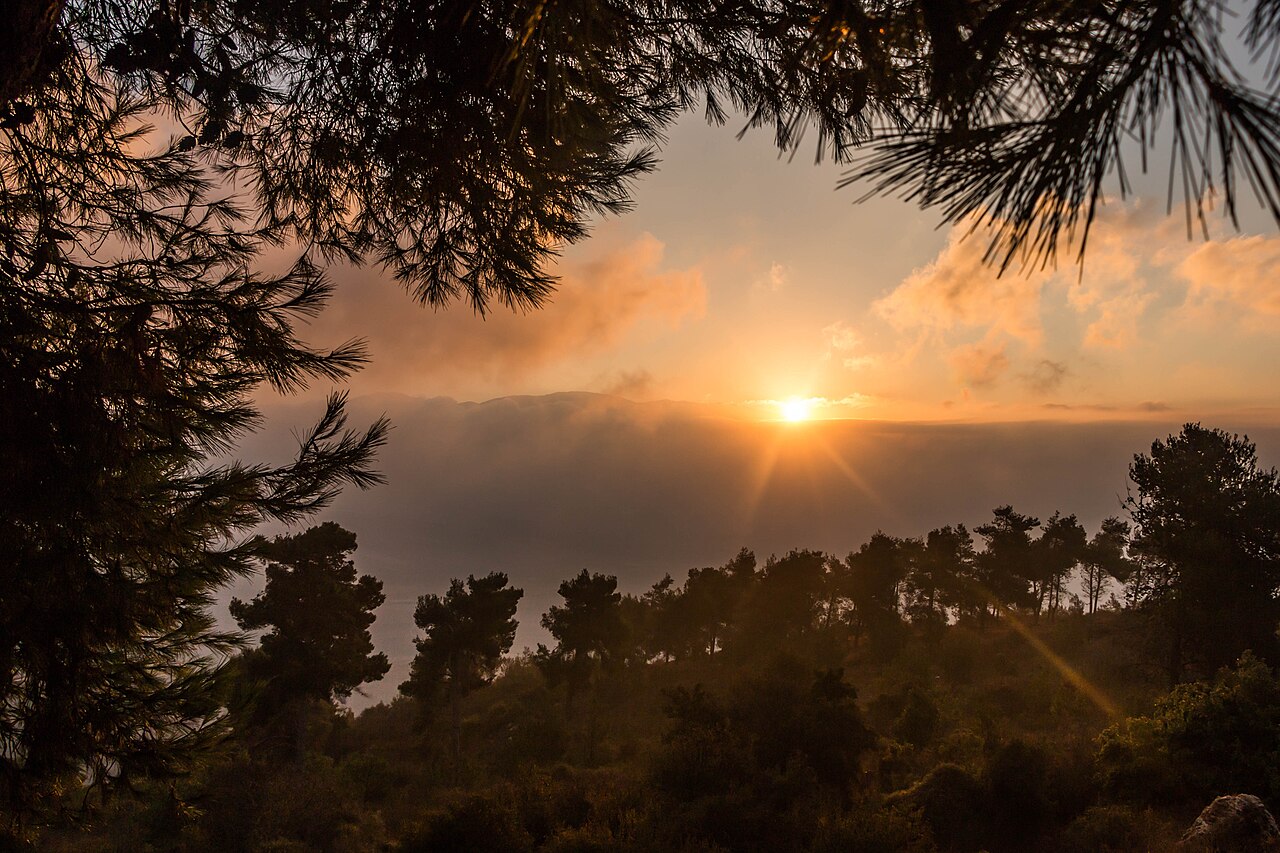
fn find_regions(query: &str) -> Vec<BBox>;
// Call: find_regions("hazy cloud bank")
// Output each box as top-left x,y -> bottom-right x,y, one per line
234,393 -> 1280,706
302,232 -> 705,395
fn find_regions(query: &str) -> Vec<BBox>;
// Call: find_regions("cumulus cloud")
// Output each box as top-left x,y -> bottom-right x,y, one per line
875,205 -> 1183,355
948,340 -> 1010,387
823,320 -> 877,370
874,229 -> 1047,345
869,203 -> 1280,393
304,232 -> 706,393
1177,235 -> 1280,325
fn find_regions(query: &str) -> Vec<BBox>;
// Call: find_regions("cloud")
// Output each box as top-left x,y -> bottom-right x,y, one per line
823,320 -> 877,370
948,340 -> 1010,387
238,393 -> 1274,708
755,261 -> 789,292
874,229 -> 1047,345
874,205 -> 1183,357
1177,235 -> 1280,326
1024,359 -> 1068,394
599,369 -> 655,399
304,232 -> 706,393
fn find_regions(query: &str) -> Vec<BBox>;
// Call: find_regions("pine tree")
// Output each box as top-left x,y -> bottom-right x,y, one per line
1127,424 -> 1280,683
231,523 -> 390,708
0,63 -> 388,818
11,1 -> 1280,307
401,572 -> 523,763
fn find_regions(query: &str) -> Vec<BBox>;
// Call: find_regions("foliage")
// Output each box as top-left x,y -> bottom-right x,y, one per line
985,739 -> 1051,851
811,804 -> 936,853
905,525 -> 976,629
1082,517 -> 1132,615
1126,424 -> 1280,681
1033,512 -> 1086,616
888,763 -> 989,853
40,0 -> 1280,302
401,795 -> 534,853
1055,805 -> 1162,853
1097,651 -> 1280,808
975,506 -> 1041,614
28,425 -> 1280,850
841,535 -> 909,653
400,572 -> 523,760
231,523 -> 389,706
0,61 -> 387,812
537,571 -> 630,695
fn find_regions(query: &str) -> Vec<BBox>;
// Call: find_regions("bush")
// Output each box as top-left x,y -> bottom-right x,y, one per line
887,764 -> 988,852
1056,806 -> 1148,853
401,795 -> 533,853
1096,652 -> 1280,808
893,689 -> 941,749
986,740 -> 1050,851
811,805 -> 936,853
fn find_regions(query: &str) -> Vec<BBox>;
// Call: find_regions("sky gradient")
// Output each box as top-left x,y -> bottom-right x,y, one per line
237,112 -> 1280,706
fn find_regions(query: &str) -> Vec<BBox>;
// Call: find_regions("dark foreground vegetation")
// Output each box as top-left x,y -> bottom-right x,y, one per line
27,423 -> 1280,852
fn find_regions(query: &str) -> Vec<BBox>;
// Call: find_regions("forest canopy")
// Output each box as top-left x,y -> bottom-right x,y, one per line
29,423 -> 1280,852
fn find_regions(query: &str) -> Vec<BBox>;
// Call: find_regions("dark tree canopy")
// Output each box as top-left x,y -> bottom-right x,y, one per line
400,572 -> 522,764
908,524 -> 979,624
402,573 -> 523,705
739,549 -> 831,650
537,570 -> 629,694
841,535 -> 908,646
1032,512 -> 1087,615
976,506 -> 1042,615
0,74 -> 387,811
1082,516 -> 1132,614
231,522 -> 390,704
1126,424 -> 1280,682
8,0 -> 1278,313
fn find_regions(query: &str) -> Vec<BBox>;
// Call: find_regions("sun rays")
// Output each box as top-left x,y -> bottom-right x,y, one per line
780,397 -> 814,422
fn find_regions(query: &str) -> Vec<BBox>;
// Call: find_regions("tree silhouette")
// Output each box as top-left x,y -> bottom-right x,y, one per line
230,523 -> 389,754
908,524 -> 979,625
1032,512 -> 1087,616
737,549 -> 831,654
536,570 -> 629,762
682,558 -> 755,658
975,506 -> 1042,617
841,534 -> 908,650
17,0 -> 1280,307
400,572 -> 523,763
0,73 -> 388,810
1126,424 -> 1280,683
1081,517 -> 1132,615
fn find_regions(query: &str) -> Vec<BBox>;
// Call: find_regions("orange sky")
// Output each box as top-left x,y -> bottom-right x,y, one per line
244,111 -> 1280,707
297,113 -> 1280,426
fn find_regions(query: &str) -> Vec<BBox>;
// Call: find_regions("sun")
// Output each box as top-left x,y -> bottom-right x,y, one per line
779,397 -> 813,422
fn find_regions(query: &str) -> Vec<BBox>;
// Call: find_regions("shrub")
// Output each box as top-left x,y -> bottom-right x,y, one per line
1096,652 -> 1280,808
401,795 -> 533,853
1056,806 -> 1148,853
887,763 -> 988,852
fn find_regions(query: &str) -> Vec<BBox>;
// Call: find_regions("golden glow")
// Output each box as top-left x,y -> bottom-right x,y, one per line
780,397 -> 813,422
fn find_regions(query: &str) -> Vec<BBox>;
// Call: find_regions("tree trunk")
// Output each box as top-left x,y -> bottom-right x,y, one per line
1168,597 -> 1186,687
450,687 -> 463,771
